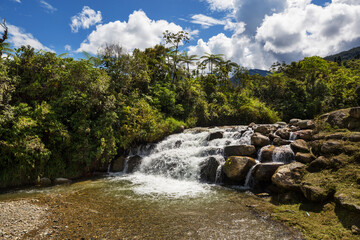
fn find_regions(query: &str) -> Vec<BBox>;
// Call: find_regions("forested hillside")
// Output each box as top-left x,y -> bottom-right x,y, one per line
1,31 -> 359,188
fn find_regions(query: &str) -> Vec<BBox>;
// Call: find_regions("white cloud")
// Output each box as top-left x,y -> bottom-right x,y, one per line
64,44 -> 72,51
13,0 -> 21,3
203,0 -> 235,11
77,10 -> 193,54
332,0 -> 360,5
190,14 -> 225,28
7,24 -> 53,52
70,6 -> 102,33
40,0 -> 57,13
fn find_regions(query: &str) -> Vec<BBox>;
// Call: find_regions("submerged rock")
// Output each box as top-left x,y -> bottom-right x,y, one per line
224,145 -> 256,158
208,131 -> 223,141
271,162 -> 306,191
199,157 -> 220,183
222,156 -> 256,183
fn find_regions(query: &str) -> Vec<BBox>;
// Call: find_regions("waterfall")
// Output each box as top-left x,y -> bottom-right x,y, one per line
272,145 -> 295,163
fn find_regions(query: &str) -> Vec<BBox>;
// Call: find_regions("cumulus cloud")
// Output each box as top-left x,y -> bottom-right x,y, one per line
77,10 -> 195,54
7,24 -> 53,52
70,6 -> 102,33
203,0 -> 235,11
64,44 -> 72,51
40,0 -> 57,13
189,0 -> 360,69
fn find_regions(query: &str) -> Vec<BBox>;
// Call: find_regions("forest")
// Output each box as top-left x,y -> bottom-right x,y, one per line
1,30 -> 359,188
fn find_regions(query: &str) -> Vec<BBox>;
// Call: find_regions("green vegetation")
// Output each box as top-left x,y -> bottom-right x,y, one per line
0,30 -> 359,188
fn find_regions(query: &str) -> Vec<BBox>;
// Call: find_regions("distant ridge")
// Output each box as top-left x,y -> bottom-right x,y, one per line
324,46 -> 360,62
248,69 -> 270,76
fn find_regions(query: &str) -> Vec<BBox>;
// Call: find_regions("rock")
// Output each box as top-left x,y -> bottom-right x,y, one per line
248,122 -> 256,128
321,140 -> 344,155
293,130 -> 313,141
200,157 -> 220,183
222,156 -> 256,182
289,119 -> 301,125
273,138 -> 292,146
297,120 -> 315,129
348,120 -> 360,130
325,133 -> 347,140
271,162 -> 306,191
275,128 -> 291,140
276,122 -> 287,126
352,225 -> 360,235
36,177 -> 51,187
269,133 -> 279,141
126,155 -> 142,173
307,156 -> 331,172
53,178 -> 71,185
254,125 -> 272,135
251,133 -> 271,147
349,133 -> 360,142
326,109 -> 350,128
272,145 -> 295,163
290,139 -> 309,153
253,162 -> 284,183
335,193 -> 360,214
260,145 -> 275,163
295,152 -> 315,164
111,156 -> 126,172
300,182 -> 334,202
310,140 -> 323,156
350,107 -> 360,119
208,131 -> 223,141
224,145 -> 256,158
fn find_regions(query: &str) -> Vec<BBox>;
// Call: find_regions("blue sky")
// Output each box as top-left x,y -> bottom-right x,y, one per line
1,0 -> 360,69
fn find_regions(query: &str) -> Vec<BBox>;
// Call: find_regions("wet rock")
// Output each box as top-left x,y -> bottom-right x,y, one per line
297,120 -> 315,130
271,162 -> 306,191
254,125 -> 272,135
350,107 -> 360,119
208,131 -> 223,141
53,178 -> 72,185
253,162 -> 284,183
300,182 -> 334,202
335,193 -> 360,214
295,152 -> 315,164
251,133 -> 271,147
224,145 -> 256,158
200,157 -> 220,183
321,140 -> 344,155
272,145 -> 295,163
307,156 -> 331,172
289,119 -> 301,125
290,139 -> 309,153
111,156 -> 126,172
222,156 -> 256,183
126,155 -> 142,173
275,128 -> 291,140
273,138 -> 292,146
36,177 -> 51,187
260,145 -> 275,163
349,133 -> 360,142
293,129 -> 313,141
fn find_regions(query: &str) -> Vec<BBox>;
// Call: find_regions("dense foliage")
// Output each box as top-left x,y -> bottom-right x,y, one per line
0,31 -> 359,188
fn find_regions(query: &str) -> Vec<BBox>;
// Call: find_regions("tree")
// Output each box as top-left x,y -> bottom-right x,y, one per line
200,53 -> 224,74
0,19 -> 13,58
179,52 -> 198,77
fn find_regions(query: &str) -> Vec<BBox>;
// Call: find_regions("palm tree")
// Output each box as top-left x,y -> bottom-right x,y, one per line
221,60 -> 239,73
179,52 -> 198,77
0,19 -> 14,58
200,53 -> 224,74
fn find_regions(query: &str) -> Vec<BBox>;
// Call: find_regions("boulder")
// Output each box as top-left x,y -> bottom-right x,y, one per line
325,133 -> 347,140
276,122 -> 287,126
271,162 -> 306,191
326,109 -> 350,128
53,178 -> 72,185
290,139 -> 309,153
260,145 -> 275,163
335,193 -> 360,214
253,162 -> 284,183
293,130 -> 313,141
272,145 -> 295,163
321,140 -> 344,155
269,133 -> 279,141
275,128 -> 291,140
111,156 -> 126,172
200,157 -> 220,183
350,107 -> 360,119
307,156 -> 331,172
297,120 -> 315,130
310,140 -> 323,156
348,120 -> 360,130
222,156 -> 256,182
251,133 -> 271,147
295,152 -> 315,164
273,137 -> 292,146
300,182 -> 334,202
208,131 -> 223,141
289,119 -> 301,125
126,155 -> 142,173
36,177 -> 51,187
254,125 -> 272,135
224,145 -> 256,158
349,133 -> 360,142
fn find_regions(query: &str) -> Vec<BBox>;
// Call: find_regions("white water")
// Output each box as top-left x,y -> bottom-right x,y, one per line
113,126 -> 254,197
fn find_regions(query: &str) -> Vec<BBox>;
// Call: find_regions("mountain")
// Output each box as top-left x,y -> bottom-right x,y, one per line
324,46 -> 360,62
248,69 -> 271,76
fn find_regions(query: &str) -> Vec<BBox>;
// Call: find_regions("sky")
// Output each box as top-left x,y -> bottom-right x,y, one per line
1,0 -> 360,69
